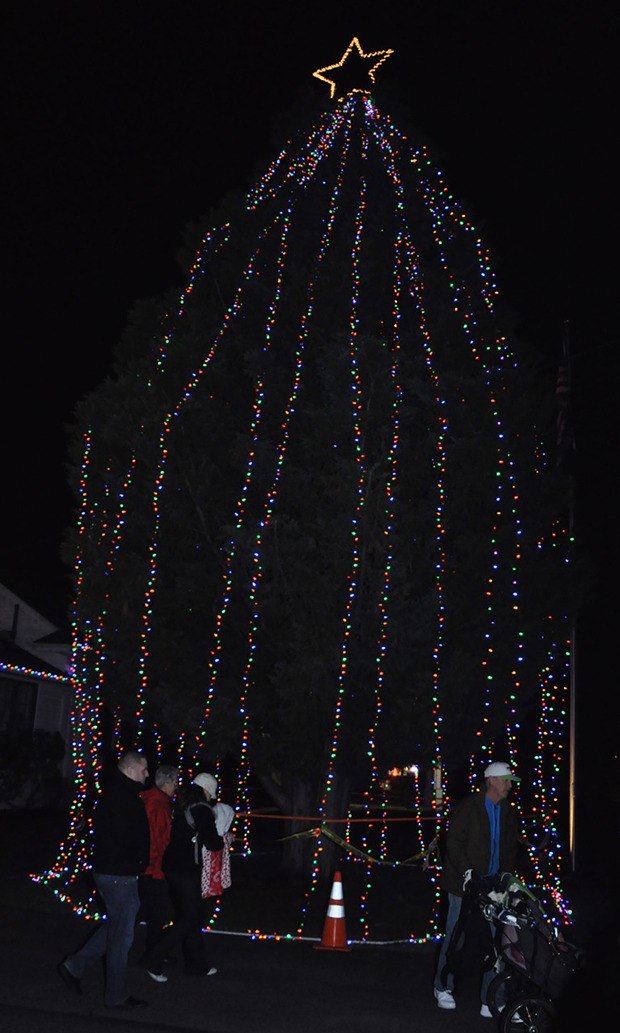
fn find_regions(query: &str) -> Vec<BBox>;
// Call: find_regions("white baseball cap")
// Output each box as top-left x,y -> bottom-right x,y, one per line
484,761 -> 520,782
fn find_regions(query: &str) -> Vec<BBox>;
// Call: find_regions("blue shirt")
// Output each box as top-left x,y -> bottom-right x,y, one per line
485,796 -> 501,875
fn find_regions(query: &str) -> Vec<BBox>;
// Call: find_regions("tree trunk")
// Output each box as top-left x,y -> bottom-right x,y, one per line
280,777 -> 315,877
317,769 -> 352,882
253,768 -> 352,880
252,769 -> 316,878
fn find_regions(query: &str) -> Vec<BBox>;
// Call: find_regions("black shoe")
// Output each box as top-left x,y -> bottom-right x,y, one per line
105,996 -> 148,1010
57,961 -> 82,996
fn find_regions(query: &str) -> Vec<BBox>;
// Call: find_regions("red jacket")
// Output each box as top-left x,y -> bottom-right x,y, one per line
140,785 -> 173,879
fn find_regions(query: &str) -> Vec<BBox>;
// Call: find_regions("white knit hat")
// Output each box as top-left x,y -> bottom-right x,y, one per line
192,772 -> 218,799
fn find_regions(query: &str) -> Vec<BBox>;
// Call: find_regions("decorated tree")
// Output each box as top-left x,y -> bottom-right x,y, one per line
54,40 -> 575,910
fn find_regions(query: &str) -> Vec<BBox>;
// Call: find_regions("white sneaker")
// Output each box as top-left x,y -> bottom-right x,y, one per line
492,1003 -> 524,1025
146,969 -> 167,983
434,988 -> 456,1010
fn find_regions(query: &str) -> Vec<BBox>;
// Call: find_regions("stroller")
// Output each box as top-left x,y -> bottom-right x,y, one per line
470,872 -> 584,1031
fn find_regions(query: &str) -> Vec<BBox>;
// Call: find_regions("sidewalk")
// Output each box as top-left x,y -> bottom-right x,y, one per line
0,873 -> 511,1033
0,824 -> 618,1032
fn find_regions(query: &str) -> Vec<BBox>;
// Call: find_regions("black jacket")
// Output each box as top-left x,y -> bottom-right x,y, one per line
163,787 -> 223,876
91,768 -> 150,876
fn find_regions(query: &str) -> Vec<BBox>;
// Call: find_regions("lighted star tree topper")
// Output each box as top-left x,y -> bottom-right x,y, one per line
312,36 -> 394,99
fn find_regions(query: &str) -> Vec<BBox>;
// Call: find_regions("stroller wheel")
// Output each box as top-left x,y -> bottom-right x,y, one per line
487,970 -> 520,1019
500,993 -> 557,1032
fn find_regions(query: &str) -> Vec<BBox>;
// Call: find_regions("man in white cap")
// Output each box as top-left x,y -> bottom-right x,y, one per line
433,761 -> 521,1019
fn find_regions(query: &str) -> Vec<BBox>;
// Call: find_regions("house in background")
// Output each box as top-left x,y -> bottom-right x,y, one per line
0,581 -> 73,784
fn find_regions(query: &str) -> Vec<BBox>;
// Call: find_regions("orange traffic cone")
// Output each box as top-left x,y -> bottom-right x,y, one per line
314,870 -> 351,951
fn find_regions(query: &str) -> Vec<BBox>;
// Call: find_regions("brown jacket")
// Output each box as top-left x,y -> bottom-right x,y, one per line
441,790 -> 519,897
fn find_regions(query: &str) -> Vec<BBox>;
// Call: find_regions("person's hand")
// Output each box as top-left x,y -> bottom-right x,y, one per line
462,868 -> 474,890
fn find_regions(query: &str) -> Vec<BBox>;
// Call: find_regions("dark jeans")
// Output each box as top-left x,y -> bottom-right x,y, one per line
65,873 -> 140,1006
145,871 -> 212,975
138,874 -> 173,955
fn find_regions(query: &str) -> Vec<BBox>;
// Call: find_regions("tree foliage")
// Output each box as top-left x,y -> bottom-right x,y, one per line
63,92 -> 581,844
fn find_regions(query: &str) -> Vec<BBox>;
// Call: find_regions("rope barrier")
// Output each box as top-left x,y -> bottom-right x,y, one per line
237,810 -> 552,851
236,811 -> 434,822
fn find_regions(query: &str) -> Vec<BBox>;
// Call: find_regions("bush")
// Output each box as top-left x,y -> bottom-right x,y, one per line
0,729 -> 65,808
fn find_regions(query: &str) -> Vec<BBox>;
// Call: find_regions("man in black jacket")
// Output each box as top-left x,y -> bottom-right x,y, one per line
57,751 -> 150,1010
433,761 -> 520,1019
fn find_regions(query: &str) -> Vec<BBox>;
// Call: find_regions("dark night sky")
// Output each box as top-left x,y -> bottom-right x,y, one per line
2,0 -> 618,666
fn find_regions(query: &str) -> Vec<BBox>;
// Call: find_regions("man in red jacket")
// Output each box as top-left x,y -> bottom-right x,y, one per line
139,764 -> 179,962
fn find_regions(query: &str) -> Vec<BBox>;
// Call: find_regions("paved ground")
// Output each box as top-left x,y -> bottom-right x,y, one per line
0,870 -> 617,1033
